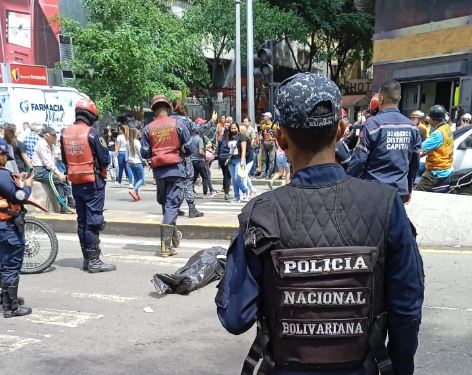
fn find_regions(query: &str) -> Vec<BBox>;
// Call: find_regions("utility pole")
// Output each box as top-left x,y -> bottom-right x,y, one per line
247,0 -> 255,125
235,0 -> 242,123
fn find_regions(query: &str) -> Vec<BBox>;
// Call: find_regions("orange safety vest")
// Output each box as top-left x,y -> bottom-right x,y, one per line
147,117 -> 181,169
425,123 -> 454,171
0,170 -> 23,221
62,122 -> 96,185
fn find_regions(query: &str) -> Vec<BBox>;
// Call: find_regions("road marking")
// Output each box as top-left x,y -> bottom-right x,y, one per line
23,308 -> 103,328
107,254 -> 188,266
421,249 -> 472,255
56,234 -> 228,248
425,305 -> 472,312
68,292 -> 138,303
0,334 -> 41,355
33,289 -> 139,304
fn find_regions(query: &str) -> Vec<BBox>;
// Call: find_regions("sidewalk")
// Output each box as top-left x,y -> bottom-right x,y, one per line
32,209 -> 239,240
28,162 -> 472,246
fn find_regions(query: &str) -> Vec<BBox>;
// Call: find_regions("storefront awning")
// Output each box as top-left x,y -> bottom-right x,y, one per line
342,95 -> 367,107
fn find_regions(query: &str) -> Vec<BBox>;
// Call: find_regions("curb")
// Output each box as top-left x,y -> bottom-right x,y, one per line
31,214 -> 238,241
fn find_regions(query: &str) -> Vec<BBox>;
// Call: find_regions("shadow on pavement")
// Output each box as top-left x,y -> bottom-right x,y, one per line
54,258 -> 84,270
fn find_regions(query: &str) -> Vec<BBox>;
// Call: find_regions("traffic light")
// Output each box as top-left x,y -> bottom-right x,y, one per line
255,47 -> 273,86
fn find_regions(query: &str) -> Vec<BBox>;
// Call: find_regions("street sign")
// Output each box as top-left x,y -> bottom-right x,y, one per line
9,63 -> 49,85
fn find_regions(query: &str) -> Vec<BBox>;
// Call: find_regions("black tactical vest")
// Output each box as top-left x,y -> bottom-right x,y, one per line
239,176 -> 396,372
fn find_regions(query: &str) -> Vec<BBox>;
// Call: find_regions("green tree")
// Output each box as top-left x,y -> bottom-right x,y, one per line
61,0 -> 210,113
185,0 -> 306,88
268,0 -> 374,83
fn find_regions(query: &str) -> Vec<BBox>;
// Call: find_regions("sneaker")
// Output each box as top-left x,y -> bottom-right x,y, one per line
210,191 -> 218,197
114,181 -> 121,187
232,199 -> 240,203
129,190 -> 139,201
241,194 -> 249,202
224,194 -> 229,201
128,184 -> 134,189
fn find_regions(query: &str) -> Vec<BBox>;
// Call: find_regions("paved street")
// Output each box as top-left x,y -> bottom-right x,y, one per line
1,234 -> 471,374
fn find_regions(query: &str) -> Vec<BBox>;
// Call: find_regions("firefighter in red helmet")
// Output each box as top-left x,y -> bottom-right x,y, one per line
61,98 -> 116,273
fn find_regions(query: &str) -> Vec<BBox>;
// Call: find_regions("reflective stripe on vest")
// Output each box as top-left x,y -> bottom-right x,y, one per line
63,123 -> 96,185
148,117 -> 181,168
425,124 -> 453,171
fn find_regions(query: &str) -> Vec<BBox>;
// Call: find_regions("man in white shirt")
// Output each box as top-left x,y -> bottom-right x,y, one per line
33,127 -> 73,212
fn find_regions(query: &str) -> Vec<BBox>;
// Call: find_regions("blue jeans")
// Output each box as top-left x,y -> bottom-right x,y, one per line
228,158 -> 248,200
117,151 -> 133,185
250,147 -> 259,176
129,162 -> 144,193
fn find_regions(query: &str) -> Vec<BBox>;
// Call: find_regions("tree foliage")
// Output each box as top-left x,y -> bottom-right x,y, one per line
61,0 -> 210,113
268,0 -> 374,83
185,0 -> 306,88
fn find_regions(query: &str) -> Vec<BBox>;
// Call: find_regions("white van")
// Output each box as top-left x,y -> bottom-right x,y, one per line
0,84 -> 88,133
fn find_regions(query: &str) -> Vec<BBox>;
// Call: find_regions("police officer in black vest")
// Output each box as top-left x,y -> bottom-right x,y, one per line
216,73 -> 424,375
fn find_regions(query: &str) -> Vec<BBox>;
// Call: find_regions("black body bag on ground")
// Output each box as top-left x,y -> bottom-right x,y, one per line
151,246 -> 227,295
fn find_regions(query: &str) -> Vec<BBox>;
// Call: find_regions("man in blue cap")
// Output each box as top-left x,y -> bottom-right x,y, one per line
0,139 -> 34,318
216,73 -> 424,375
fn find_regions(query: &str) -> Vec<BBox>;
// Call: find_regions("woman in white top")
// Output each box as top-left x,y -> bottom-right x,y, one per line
127,128 -> 146,201
115,124 -> 134,188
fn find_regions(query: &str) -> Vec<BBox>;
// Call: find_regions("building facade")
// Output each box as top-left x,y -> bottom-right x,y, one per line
372,1 -> 472,117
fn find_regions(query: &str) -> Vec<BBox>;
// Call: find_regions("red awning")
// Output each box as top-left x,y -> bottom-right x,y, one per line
342,95 -> 366,107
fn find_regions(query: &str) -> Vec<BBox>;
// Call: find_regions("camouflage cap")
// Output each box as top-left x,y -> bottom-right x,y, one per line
274,73 -> 342,128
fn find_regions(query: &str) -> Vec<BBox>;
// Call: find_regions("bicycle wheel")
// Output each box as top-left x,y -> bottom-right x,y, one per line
21,216 -> 59,274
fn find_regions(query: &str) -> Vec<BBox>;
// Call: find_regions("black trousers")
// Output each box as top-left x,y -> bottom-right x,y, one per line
415,169 -> 450,192
218,158 -> 231,195
192,160 -> 211,195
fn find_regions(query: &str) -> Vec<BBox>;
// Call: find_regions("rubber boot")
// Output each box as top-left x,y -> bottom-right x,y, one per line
188,203 -> 204,218
3,283 -> 32,318
160,224 -> 177,257
172,226 -> 182,248
87,249 -> 117,274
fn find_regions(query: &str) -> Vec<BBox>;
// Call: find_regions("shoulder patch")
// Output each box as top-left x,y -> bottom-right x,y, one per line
99,137 -> 108,148
15,190 -> 26,201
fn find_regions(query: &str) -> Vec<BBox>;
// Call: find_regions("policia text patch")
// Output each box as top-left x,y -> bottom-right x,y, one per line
278,252 -> 374,278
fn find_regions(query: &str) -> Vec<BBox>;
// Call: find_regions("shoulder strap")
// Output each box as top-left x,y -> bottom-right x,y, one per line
239,193 -> 281,255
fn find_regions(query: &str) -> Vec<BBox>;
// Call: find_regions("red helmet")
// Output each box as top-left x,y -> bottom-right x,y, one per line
75,98 -> 98,117
369,93 -> 379,112
75,98 -> 99,125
